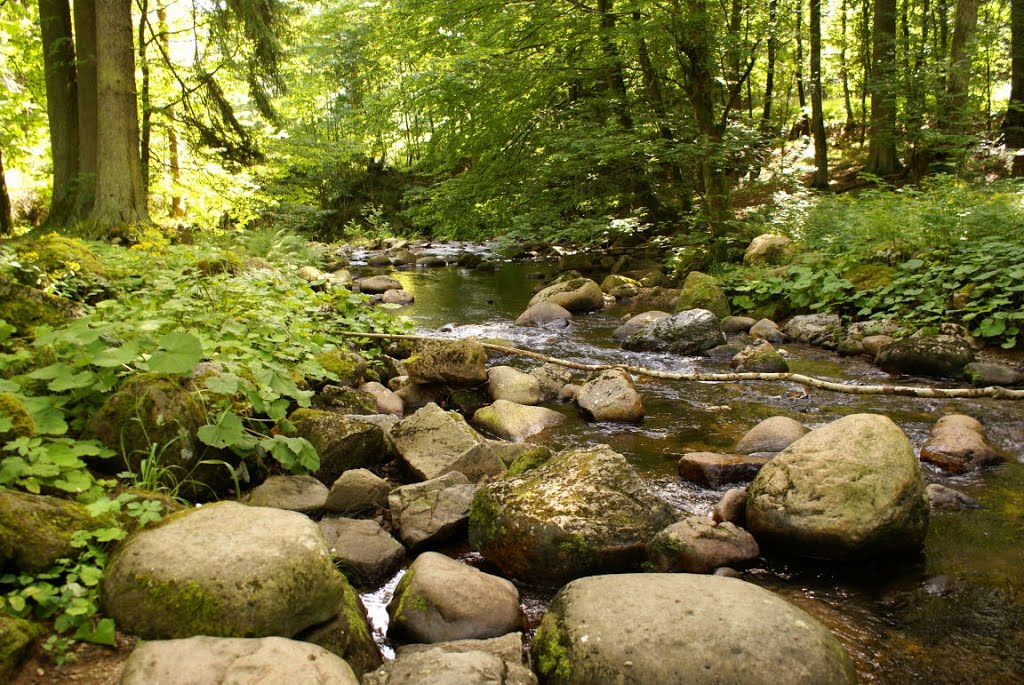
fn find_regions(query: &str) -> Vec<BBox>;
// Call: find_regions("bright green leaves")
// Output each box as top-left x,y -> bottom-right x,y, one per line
147,332 -> 204,374
0,437 -> 114,495
258,435 -> 319,474
90,342 -> 139,367
197,410 -> 247,449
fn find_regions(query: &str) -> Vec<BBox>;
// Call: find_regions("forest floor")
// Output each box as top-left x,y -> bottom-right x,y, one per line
11,632 -> 136,685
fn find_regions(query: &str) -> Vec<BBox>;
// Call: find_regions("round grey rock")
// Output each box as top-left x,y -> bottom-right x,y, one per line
325,468 -> 391,515
622,308 -> 725,355
486,366 -> 541,405
575,368 -> 644,423
648,517 -> 760,573
246,475 -> 328,513
319,517 -> 405,587
734,416 -> 809,455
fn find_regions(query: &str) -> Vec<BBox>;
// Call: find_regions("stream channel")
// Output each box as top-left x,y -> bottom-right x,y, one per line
354,253 -> 1024,684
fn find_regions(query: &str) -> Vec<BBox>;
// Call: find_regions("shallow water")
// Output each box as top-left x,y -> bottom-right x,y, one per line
361,259 -> 1024,683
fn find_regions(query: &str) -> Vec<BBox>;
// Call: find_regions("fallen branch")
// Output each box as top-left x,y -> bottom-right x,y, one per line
338,331 -> 1024,400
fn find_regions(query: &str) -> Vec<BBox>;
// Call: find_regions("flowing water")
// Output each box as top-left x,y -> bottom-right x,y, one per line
359,257 -> 1024,683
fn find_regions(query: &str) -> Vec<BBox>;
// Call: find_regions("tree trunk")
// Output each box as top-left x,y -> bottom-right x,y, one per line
866,0 -> 903,175
0,145 -> 12,236
73,0 -> 97,215
810,0 -> 829,188
859,0 -> 872,146
1005,0 -> 1024,176
138,0 -> 151,197
839,0 -> 856,133
792,0 -> 810,138
941,0 -> 980,134
761,0 -> 779,134
38,0 -> 80,226
597,0 -> 634,130
89,0 -> 150,231
158,6 -> 184,216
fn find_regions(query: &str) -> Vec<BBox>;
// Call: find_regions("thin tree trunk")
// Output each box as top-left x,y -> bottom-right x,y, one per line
1004,0 -> 1024,175
0,145 -> 12,236
761,0 -> 779,134
158,6 -> 184,217
73,0 -> 97,216
138,0 -> 151,197
840,0 -> 856,133
597,0 -> 634,130
866,0 -> 903,175
38,0 -> 80,226
859,0 -> 872,146
89,0 -> 150,231
810,0 -> 829,188
793,0 -> 810,137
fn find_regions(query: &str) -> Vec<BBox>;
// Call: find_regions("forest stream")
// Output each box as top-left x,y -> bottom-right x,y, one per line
357,254 -> 1024,684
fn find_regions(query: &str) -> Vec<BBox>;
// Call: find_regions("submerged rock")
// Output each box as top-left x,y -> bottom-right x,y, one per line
677,452 -> 771,487
746,414 -> 929,560
532,574 -> 856,685
926,483 -> 981,509
469,445 -> 675,583
388,552 -> 521,643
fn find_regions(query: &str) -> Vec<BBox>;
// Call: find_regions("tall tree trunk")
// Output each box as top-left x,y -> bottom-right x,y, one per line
941,0 -> 980,134
0,145 -> 12,236
138,0 -> 151,197
859,0 -> 872,146
866,0 -> 903,175
840,0 -> 856,133
38,0 -> 80,226
597,0 -> 634,130
89,0 -> 150,230
158,6 -> 184,216
1004,0 -> 1024,176
73,1 -> 97,215
810,0 -> 829,188
792,0 -> 810,137
761,0 -> 779,134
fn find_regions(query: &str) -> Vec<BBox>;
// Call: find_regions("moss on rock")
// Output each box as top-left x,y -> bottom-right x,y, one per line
0,489 -> 95,572
0,274 -> 77,337
314,349 -> 368,388
0,392 -> 35,443
0,614 -> 41,682
676,271 -> 731,319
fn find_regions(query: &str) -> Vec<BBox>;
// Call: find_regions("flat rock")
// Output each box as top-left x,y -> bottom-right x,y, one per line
532,574 -> 856,685
389,472 -> 476,549
391,403 -> 504,482
246,475 -> 328,513
486,366 -> 541,405
648,517 -> 760,573
678,452 -> 771,487
472,400 -> 565,442
120,636 -> 359,685
405,338 -> 488,386
325,468 -> 391,515
319,517 -> 405,587
388,552 -> 520,643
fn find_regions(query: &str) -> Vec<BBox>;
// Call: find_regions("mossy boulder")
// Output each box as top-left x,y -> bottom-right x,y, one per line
14,234 -> 108,298
599,274 -> 641,299
532,574 -> 856,685
0,392 -> 35,443
844,264 -> 896,291
288,409 -> 387,485
194,252 -> 244,276
0,489 -> 95,572
743,234 -> 796,265
101,502 -> 347,639
404,338 -> 488,386
314,349 -> 368,388
675,271 -> 731,320
746,414 -> 929,560
85,373 -> 206,479
729,339 -> 789,373
0,614 -> 41,682
0,274 -> 78,337
391,403 -> 504,482
311,385 -> 378,414
297,571 -> 383,676
875,335 -> 975,379
528,278 -> 605,313
469,444 -> 676,584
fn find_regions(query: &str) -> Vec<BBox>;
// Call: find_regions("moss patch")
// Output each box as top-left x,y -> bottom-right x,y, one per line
314,349 -> 368,387
0,392 -> 36,442
676,271 -> 731,319
532,613 -> 573,683
0,614 -> 41,682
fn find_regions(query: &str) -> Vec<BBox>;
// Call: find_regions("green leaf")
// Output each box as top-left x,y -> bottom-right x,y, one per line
197,411 -> 246,449
148,332 -> 204,374
91,343 -> 139,367
76,618 -> 117,646
48,370 -> 96,392
203,372 -> 240,395
0,319 -> 15,342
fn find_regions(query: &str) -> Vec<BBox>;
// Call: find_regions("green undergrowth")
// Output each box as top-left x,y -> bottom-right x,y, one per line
0,228 -> 408,661
719,178 -> 1024,348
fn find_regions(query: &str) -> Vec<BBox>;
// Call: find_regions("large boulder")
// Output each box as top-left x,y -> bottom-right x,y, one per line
528,278 -> 605,313
86,374 -> 205,479
119,636 -> 359,685
364,634 -> 537,685
319,517 -> 405,587
734,416 -> 809,455
783,313 -> 843,347
472,400 -> 565,443
919,414 -> 1002,473
743,233 -> 795,265
746,414 -> 929,559
390,403 -> 504,482
121,634 -> 360,683
675,271 -> 731,320
324,468 -> 390,515
469,445 -> 676,583
101,502 -> 346,639
574,368 -> 644,423
356,275 -> 402,294
388,552 -> 521,643
514,302 -> 572,328
532,574 -> 856,685
611,311 -> 670,341
647,517 -> 760,573
314,349 -> 368,388
622,308 -> 725,355
405,338 -> 488,386
0,490 -> 95,573
876,335 -> 975,378
486,366 -> 541,405
288,409 -> 387,485
389,472 -> 477,549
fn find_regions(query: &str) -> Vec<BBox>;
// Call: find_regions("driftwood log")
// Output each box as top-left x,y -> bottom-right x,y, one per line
336,331 -> 1024,401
